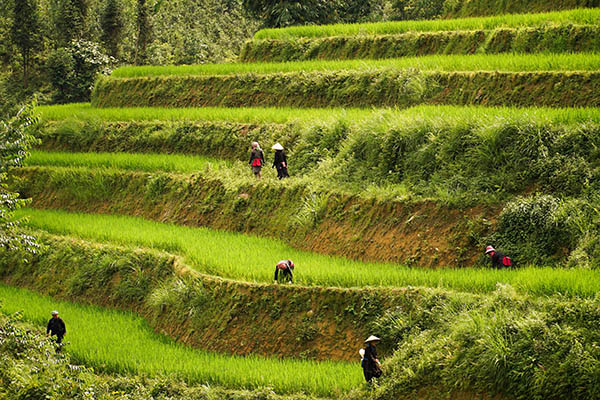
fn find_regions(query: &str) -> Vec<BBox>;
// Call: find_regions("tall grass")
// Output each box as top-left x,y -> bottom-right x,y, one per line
254,8 -> 600,39
110,52 -> 600,78
0,284 -> 360,397
17,208 -> 600,298
36,103 -> 600,125
26,151 -> 230,173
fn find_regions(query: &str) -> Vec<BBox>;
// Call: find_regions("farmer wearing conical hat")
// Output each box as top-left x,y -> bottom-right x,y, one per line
272,143 -> 289,179
362,335 -> 382,382
47,310 -> 66,344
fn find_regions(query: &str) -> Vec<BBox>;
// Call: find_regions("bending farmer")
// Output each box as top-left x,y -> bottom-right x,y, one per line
47,310 -> 66,344
485,245 -> 512,268
274,259 -> 294,284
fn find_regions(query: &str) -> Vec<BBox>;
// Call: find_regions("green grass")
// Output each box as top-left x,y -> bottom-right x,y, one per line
111,53 -> 600,78
26,151 -> 230,173
36,103 -> 370,125
36,103 -> 600,126
253,8 -> 600,39
0,284 -> 360,397
17,208 -> 600,298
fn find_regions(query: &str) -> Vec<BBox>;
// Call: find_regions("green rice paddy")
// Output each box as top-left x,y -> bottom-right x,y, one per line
26,151 -> 230,173
0,284 -> 360,397
17,208 -> 600,298
36,103 -> 600,126
110,52 -> 600,78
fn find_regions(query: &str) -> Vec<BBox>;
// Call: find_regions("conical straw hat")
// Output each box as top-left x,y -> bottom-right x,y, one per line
272,143 -> 284,150
365,335 -> 380,343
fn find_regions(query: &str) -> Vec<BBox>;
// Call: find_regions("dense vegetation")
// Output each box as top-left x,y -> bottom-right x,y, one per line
0,0 -> 260,116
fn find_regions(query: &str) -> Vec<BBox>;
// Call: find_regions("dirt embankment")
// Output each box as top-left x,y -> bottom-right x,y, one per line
17,167 -> 500,268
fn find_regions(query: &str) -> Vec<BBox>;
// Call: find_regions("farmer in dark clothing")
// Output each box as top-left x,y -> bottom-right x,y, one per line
249,142 -> 265,179
46,310 -> 66,344
485,245 -> 511,269
274,259 -> 294,284
272,143 -> 289,179
362,335 -> 382,382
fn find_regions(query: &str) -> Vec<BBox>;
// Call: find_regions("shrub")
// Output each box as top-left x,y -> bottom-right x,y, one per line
490,195 -> 573,265
392,0 -> 445,20
46,40 -> 114,103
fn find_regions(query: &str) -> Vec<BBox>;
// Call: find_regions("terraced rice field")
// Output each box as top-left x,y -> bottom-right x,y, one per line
110,53 -> 600,78
0,284 -> 360,397
36,104 -> 600,125
18,208 -> 600,298
26,151 -> 230,173
253,8 -> 600,39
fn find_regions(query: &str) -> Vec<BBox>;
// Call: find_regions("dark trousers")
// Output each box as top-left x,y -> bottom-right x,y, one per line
275,267 -> 293,282
276,165 -> 289,179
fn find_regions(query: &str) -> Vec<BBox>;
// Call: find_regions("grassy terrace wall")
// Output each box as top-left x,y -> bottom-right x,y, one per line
36,120 -> 295,162
241,25 -> 600,62
443,0 -> 600,18
15,167 -> 492,267
91,71 -> 600,109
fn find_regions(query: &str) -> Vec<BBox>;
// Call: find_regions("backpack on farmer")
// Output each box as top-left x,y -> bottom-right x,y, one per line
502,256 -> 512,267
251,158 -> 262,167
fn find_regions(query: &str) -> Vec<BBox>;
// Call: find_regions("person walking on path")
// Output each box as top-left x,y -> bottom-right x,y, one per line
362,335 -> 382,383
249,142 -> 265,179
485,245 -> 512,269
274,259 -> 294,284
46,310 -> 66,344
272,143 -> 289,179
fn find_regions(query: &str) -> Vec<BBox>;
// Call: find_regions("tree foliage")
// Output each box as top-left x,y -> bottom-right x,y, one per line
391,0 -> 446,20
51,0 -> 88,46
135,0 -> 152,65
46,40 -> 114,103
100,0 -> 125,58
0,104 -> 39,255
242,0 -> 375,28
10,0 -> 42,88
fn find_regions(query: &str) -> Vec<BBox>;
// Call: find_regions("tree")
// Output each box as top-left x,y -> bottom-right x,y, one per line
135,0 -> 152,65
10,0 -> 41,89
0,103 -> 40,256
52,0 -> 88,47
46,40 -> 113,103
100,0 -> 125,58
242,0 -> 374,28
